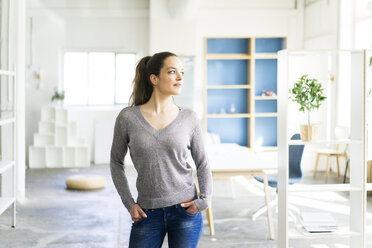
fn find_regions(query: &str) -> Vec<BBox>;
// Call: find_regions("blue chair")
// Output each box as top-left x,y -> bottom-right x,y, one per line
253,133 -> 304,220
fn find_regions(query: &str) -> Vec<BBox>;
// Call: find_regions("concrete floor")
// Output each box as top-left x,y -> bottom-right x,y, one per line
1,164 -> 372,248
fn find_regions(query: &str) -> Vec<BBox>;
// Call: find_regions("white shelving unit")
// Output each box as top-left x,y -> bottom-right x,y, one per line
0,0 -> 25,227
0,0 -> 17,227
29,107 -> 89,168
277,50 -> 369,247
0,68 -> 16,228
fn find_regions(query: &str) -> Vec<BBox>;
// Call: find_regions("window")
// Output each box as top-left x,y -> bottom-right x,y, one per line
63,52 -> 136,105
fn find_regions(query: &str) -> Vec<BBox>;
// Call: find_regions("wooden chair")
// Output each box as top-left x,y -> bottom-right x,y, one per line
313,126 -> 349,183
206,207 -> 215,235
194,174 -> 215,235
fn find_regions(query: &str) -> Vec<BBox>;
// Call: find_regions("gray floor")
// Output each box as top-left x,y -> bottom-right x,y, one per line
1,164 -> 372,248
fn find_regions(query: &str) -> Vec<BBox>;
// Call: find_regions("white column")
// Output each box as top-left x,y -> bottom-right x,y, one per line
349,51 -> 365,247
277,50 -> 289,247
15,0 -> 26,201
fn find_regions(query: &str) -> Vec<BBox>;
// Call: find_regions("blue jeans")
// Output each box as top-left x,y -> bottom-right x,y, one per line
128,204 -> 203,248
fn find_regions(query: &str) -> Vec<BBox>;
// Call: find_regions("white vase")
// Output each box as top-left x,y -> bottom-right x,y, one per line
53,100 -> 63,108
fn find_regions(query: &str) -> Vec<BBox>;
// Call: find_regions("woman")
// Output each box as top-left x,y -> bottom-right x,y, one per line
110,51 -> 212,248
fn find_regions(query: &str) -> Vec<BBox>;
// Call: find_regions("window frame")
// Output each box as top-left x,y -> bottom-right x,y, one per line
59,48 -> 139,106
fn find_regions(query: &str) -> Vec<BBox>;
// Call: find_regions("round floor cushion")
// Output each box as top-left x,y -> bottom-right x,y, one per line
66,174 -> 106,190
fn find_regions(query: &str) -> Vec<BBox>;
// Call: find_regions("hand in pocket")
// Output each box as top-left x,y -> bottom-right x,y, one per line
129,204 -> 147,222
181,201 -> 199,215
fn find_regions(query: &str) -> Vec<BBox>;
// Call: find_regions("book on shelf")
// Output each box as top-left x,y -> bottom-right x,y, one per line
301,212 -> 338,233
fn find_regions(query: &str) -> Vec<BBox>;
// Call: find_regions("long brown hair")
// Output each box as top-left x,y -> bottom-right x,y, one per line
129,51 -> 176,106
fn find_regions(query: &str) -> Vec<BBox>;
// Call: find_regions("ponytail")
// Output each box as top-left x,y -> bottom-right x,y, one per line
129,56 -> 152,106
129,51 -> 176,106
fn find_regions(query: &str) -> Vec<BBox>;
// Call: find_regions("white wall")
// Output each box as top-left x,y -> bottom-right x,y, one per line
26,0 -> 304,165
301,0 -> 371,173
150,0 -> 301,117
303,0 -> 339,49
148,1 -> 311,172
67,106 -> 123,163
25,0 -> 149,164
354,0 -> 372,49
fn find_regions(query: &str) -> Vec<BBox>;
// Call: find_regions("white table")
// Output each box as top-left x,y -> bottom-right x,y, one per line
206,143 -> 277,240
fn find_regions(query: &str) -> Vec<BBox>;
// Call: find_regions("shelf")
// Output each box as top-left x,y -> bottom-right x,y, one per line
37,132 -> 54,136
68,122 -> 77,137
1,9 -> 18,229
38,121 -> 55,134
63,147 -> 75,167
32,145 -> 87,149
255,38 -> 285,53
55,126 -> 68,146
0,197 -> 15,215
205,37 -> 283,153
69,137 -> 87,146
207,38 -> 250,54
207,114 -> 251,118
55,123 -> 68,127
76,146 -> 89,167
365,183 -> 372,191
289,226 -> 361,239
207,59 -> 248,86
55,109 -> 68,123
288,139 -> 360,145
206,54 -> 251,60
34,133 -> 54,146
255,96 -> 277,100
29,146 -> 47,168
276,49 -> 368,247
255,113 -> 278,117
288,184 -> 361,192
38,121 -> 69,127
46,147 -> 63,168
255,53 -> 278,59
0,118 -> 15,126
207,85 -> 250,89
257,146 -> 278,151
0,160 -> 14,174
0,70 -> 16,76
41,107 -> 56,122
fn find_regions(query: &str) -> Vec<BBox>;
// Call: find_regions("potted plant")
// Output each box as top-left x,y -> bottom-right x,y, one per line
289,74 -> 326,141
51,89 -> 65,107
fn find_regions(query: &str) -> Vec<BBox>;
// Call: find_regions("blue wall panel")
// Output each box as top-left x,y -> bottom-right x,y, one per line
255,100 -> 277,113
255,117 -> 277,146
207,89 -> 248,114
207,118 -> 248,146
207,60 -> 248,85
255,59 -> 277,96
255,38 -> 284,53
207,38 -> 249,54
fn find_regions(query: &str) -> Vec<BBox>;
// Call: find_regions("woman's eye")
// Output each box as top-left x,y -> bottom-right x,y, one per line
169,70 -> 175,74
181,71 -> 185,75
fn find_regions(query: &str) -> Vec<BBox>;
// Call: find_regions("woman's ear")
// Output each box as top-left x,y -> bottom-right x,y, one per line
149,74 -> 158,86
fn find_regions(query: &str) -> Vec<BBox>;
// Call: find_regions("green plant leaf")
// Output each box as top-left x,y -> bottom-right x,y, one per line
288,74 -> 326,124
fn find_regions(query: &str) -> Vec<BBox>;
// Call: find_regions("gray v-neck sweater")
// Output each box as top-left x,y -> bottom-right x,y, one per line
110,105 -> 212,212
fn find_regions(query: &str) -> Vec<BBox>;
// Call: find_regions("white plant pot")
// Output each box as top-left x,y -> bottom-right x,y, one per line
53,100 -> 64,108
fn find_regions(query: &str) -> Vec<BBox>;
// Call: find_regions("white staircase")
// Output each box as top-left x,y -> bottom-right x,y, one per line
29,107 -> 90,168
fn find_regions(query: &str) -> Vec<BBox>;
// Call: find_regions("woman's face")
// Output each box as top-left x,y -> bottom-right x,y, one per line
152,56 -> 184,96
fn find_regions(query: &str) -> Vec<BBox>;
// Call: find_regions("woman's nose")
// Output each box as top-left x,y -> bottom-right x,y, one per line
176,72 -> 183,80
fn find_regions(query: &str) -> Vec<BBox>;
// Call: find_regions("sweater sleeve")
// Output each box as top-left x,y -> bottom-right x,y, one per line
190,121 -> 213,211
110,114 -> 136,211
